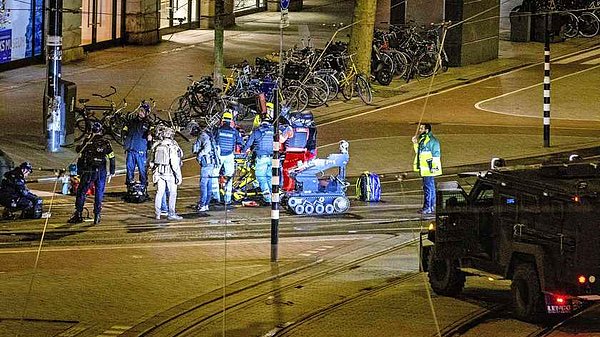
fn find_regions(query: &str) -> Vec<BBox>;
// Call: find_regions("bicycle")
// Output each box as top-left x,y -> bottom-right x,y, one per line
169,75 -> 221,128
562,7 -> 600,38
74,86 -> 128,145
335,54 -> 373,105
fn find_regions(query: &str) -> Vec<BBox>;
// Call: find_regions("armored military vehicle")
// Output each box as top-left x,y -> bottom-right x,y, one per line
421,157 -> 600,321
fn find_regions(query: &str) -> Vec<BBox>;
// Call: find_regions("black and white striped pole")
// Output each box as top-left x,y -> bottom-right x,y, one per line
543,12 -> 551,148
271,88 -> 281,262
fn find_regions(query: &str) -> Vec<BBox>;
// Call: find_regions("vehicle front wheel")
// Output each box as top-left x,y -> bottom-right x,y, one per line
428,252 -> 465,296
511,263 -> 544,321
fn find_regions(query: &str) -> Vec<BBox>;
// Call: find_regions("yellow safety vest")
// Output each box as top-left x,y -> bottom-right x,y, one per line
413,133 -> 442,177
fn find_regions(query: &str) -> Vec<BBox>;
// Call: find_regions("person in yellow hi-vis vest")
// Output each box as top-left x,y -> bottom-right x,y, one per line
412,123 -> 442,214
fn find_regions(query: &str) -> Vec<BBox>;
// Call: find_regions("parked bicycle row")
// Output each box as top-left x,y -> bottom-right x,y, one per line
371,22 -> 449,85
72,22 -> 453,145
167,52 -> 373,131
73,86 -> 188,146
512,0 -> 600,38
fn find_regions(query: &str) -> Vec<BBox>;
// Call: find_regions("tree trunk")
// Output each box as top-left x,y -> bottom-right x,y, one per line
349,0 -> 377,76
214,0 -> 225,90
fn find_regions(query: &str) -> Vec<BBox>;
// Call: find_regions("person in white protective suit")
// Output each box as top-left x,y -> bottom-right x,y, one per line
149,125 -> 184,221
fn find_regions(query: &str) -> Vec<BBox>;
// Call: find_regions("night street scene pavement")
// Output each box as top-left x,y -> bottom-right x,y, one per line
1,0 -> 600,336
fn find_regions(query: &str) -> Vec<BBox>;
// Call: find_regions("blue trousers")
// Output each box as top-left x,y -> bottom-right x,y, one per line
76,167 -> 107,215
422,176 -> 436,212
216,153 -> 235,204
199,165 -> 214,207
254,155 -> 272,202
126,150 -> 147,186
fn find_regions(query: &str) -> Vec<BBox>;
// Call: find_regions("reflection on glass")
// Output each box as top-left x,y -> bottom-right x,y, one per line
81,0 -> 92,45
173,0 -> 188,26
81,0 -> 121,45
234,0 -> 264,12
160,0 -> 171,29
96,0 -> 113,42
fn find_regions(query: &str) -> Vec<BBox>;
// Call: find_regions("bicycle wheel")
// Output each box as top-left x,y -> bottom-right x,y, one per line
305,77 -> 329,107
341,81 -> 354,101
74,118 -> 90,142
578,12 -> 600,37
417,51 -> 438,78
108,112 -> 126,145
375,64 -> 394,86
391,50 -> 409,78
562,12 -> 579,38
74,114 -> 99,142
282,85 -> 309,112
355,75 -> 373,105
315,72 -> 339,101
169,95 -> 188,113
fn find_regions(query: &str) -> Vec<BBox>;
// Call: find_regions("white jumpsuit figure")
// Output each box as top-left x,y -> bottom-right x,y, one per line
150,126 -> 184,220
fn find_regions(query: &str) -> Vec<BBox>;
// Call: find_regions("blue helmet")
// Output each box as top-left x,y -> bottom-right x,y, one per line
91,122 -> 103,134
140,101 -> 151,114
20,162 -> 33,172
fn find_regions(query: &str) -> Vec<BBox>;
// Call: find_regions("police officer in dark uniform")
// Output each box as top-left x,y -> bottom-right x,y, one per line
214,111 -> 244,205
123,101 -> 152,188
68,122 -> 116,224
242,115 -> 274,204
0,162 -> 41,219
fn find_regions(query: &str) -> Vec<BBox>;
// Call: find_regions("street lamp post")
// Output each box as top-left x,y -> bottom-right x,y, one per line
45,0 -> 63,152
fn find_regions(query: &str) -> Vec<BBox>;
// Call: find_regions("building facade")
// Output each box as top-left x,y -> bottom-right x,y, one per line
0,0 -> 271,70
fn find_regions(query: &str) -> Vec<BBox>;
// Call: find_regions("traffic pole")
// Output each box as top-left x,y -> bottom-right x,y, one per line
271,0 -> 288,263
271,88 -> 280,262
543,12 -> 551,148
45,0 -> 63,152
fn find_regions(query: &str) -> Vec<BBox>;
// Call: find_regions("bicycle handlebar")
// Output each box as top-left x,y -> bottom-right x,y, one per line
91,86 -> 117,99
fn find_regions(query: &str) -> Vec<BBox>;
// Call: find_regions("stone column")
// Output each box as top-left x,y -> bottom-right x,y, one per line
126,0 -> 160,44
266,0 -> 303,11
200,0 -> 235,29
405,0 -> 444,26
445,0 -> 499,66
375,0 -> 391,30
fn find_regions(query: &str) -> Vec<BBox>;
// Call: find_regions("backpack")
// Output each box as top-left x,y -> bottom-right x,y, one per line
356,171 -> 381,202
124,182 -> 148,203
153,142 -> 173,174
80,139 -> 109,169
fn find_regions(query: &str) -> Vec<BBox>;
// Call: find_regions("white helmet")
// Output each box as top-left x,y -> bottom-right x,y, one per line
339,140 -> 349,154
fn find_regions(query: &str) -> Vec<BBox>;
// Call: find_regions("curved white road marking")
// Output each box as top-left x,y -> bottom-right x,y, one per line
474,63 -> 600,121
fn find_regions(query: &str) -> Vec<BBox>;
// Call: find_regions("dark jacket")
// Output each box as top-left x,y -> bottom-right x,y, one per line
243,123 -> 274,157
77,135 -> 116,174
123,116 -> 151,152
0,167 -> 37,206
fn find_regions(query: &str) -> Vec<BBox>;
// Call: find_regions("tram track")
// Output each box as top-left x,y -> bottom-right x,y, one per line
121,236 -> 419,337
265,272 -> 422,337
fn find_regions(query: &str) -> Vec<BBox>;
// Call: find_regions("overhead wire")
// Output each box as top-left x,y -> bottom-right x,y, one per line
412,0 -> 529,335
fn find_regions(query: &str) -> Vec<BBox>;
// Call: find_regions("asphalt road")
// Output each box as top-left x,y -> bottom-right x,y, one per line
2,38 -> 600,337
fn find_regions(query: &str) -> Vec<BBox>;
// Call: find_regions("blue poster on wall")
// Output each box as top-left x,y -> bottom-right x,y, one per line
0,0 -> 42,65
0,29 -> 11,63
